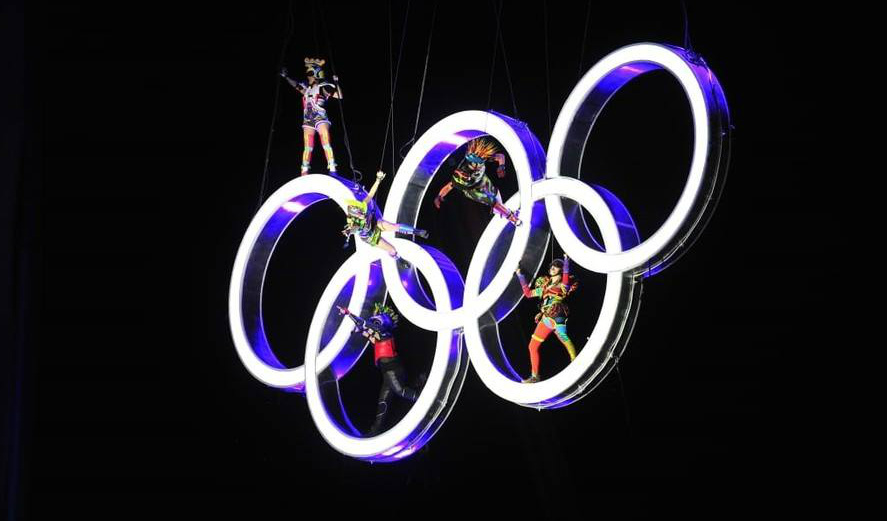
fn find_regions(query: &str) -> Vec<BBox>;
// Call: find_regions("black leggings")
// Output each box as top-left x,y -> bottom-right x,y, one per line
368,357 -> 419,436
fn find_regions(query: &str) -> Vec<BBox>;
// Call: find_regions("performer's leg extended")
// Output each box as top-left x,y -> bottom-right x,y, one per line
374,237 -> 399,259
383,360 -> 419,402
368,359 -> 419,436
368,382 -> 393,436
524,320 -> 555,382
317,122 -> 337,173
492,201 -> 521,226
301,126 -> 316,175
379,220 -> 428,239
553,321 -> 577,361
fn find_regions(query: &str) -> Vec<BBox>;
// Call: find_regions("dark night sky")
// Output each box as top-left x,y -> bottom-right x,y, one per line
4,1 -> 880,519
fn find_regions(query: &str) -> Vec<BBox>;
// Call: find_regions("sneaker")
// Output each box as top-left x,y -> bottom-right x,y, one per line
415,229 -> 429,239
521,374 -> 540,384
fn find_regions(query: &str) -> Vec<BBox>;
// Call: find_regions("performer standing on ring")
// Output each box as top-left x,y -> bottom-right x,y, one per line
514,255 -> 579,383
280,57 -> 342,175
434,138 -> 521,226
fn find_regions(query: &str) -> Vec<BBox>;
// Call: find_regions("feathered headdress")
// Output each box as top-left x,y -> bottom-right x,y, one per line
304,57 -> 327,79
372,302 -> 399,325
465,138 -> 499,164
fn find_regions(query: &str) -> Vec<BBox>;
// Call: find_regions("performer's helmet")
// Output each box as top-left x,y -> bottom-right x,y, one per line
369,303 -> 399,334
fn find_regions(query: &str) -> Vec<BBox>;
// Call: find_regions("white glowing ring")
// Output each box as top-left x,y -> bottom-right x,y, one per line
463,177 -> 639,408
304,238 -> 465,461
382,110 -> 540,330
546,42 -> 730,275
231,41 -> 731,458
229,174 -> 380,390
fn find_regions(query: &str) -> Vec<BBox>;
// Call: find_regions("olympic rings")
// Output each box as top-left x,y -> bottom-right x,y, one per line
546,43 -> 731,276
229,42 -> 731,460
463,177 -> 642,409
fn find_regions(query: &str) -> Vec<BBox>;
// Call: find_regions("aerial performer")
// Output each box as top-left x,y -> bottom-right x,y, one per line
337,303 -> 425,436
433,138 -> 521,226
343,170 -> 429,263
514,255 -> 579,383
280,57 -> 342,175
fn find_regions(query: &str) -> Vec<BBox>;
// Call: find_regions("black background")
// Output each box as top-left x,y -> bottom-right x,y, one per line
5,1 -> 879,518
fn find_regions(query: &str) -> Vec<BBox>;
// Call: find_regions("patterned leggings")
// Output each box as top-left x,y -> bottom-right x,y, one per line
527,317 -> 577,376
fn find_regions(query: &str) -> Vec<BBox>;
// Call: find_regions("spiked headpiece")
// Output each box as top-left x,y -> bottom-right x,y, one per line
464,138 -> 499,165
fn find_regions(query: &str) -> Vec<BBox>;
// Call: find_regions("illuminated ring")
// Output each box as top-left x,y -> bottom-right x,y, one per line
381,110 -> 548,330
546,42 -> 731,276
229,174 -> 385,390
304,238 -> 467,461
463,177 -> 642,408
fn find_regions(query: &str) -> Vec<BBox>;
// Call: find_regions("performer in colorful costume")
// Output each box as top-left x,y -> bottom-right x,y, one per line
434,138 -> 521,226
343,170 -> 429,262
514,255 -> 578,383
337,303 -> 425,436
281,57 -> 342,175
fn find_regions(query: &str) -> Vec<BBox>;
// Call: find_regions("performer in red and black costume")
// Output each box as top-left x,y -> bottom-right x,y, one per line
337,303 -> 425,436
514,255 -> 579,383
280,57 -> 342,175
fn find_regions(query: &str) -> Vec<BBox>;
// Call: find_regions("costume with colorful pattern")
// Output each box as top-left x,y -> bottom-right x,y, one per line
434,138 -> 521,226
281,57 -> 341,174
343,171 -> 429,260
515,256 -> 579,382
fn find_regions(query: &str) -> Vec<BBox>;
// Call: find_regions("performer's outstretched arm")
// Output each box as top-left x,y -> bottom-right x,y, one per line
494,153 -> 506,178
561,254 -> 571,284
364,171 -> 386,203
434,181 -> 454,209
280,67 -> 306,93
337,306 -> 367,332
515,268 -> 541,298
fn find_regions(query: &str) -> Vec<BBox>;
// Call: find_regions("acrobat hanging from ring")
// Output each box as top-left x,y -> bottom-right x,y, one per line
515,254 -> 579,383
434,138 -> 522,226
337,303 -> 426,436
280,57 -> 342,175
343,170 -> 429,263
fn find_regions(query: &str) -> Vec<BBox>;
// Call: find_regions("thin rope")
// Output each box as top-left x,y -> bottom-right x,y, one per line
493,0 -> 518,119
257,0 -> 295,210
576,1 -> 592,80
317,0 -> 362,181
680,0 -> 694,53
399,0 -> 438,158
542,0 -> 552,139
379,0 -> 411,173
310,0 -> 321,56
484,0 -> 504,112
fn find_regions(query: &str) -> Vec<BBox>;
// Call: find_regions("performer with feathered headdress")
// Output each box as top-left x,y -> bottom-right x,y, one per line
434,138 -> 521,226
